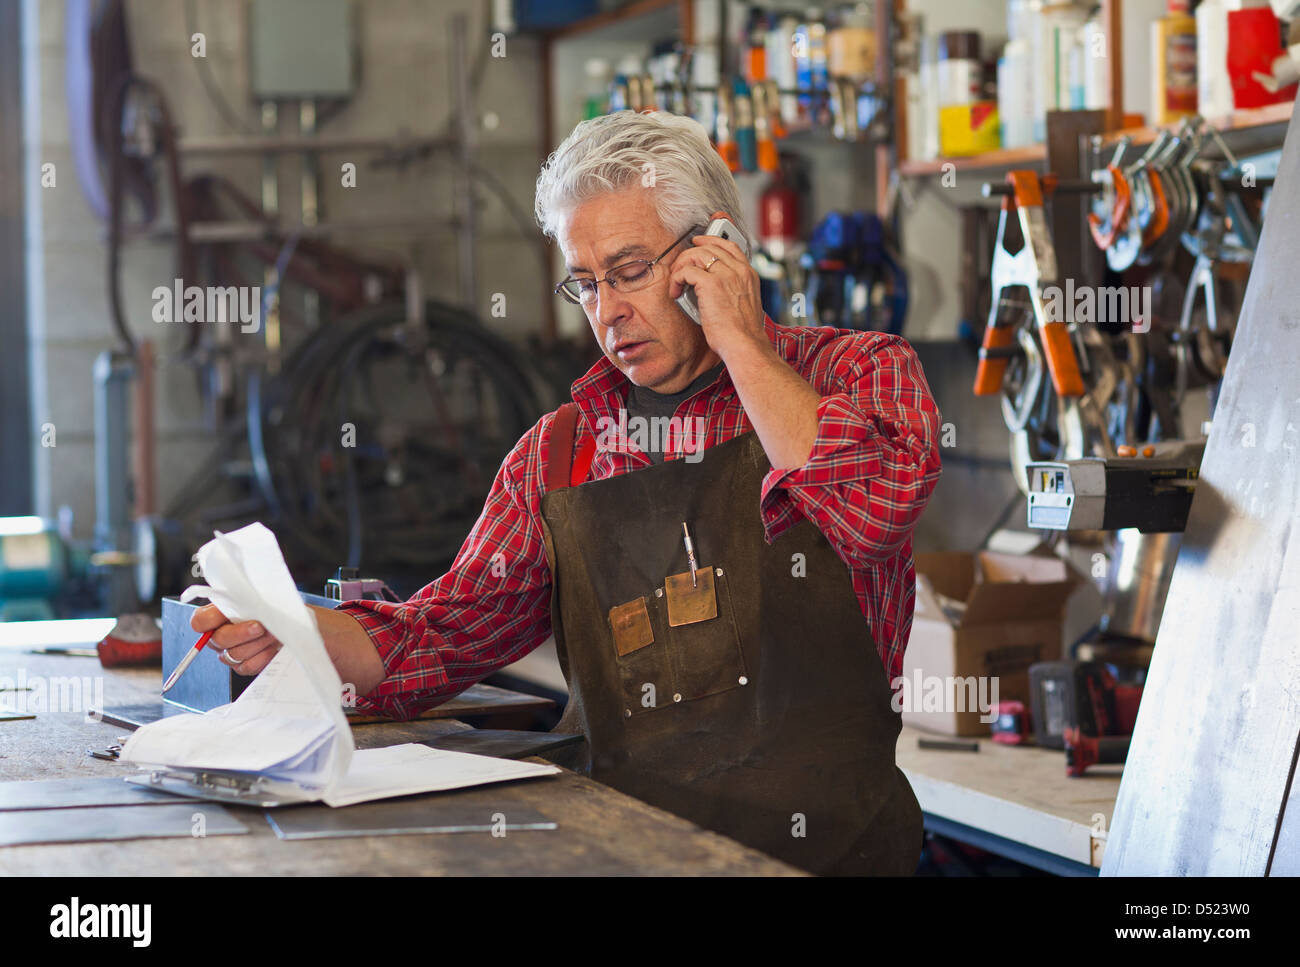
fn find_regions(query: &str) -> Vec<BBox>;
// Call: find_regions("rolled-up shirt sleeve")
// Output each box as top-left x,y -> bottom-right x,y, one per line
336,418 -> 555,720
758,334 -> 942,566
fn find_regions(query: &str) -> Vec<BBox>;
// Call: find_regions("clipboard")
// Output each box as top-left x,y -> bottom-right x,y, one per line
126,767 -> 321,808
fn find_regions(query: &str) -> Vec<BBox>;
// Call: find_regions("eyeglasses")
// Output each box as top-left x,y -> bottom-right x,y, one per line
554,227 -> 696,306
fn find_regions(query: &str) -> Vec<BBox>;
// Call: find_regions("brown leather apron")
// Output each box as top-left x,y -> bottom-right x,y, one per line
538,404 -> 922,875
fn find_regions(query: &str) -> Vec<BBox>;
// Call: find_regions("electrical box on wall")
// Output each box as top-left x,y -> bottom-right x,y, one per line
249,0 -> 355,100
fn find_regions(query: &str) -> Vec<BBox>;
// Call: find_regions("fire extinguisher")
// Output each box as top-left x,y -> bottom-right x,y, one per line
759,162 -> 801,262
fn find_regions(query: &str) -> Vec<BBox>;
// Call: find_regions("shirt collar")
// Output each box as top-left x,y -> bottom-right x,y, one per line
569,315 -> 781,426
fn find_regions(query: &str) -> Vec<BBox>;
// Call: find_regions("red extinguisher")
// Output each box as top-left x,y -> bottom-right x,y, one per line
758,160 -> 801,262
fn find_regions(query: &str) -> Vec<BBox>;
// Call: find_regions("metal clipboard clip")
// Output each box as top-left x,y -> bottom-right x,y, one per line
126,768 -> 319,808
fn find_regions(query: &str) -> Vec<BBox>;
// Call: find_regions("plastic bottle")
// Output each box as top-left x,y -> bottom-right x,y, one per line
691,46 -> 720,135
809,16 -> 830,115
610,55 -> 642,113
828,3 -> 876,83
999,39 -> 1034,147
745,8 -> 768,83
1007,0 -> 1032,43
1031,2 -> 1091,142
1083,15 -> 1109,110
769,15 -> 801,126
1195,0 -> 1232,117
920,34 -> 941,159
582,58 -> 610,120
1151,0 -> 1197,123
904,15 -> 928,161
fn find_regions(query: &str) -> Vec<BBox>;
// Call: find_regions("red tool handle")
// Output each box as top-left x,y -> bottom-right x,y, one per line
1087,165 -> 1132,250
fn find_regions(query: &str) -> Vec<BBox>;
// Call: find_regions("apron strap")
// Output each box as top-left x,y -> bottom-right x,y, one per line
546,403 -> 597,492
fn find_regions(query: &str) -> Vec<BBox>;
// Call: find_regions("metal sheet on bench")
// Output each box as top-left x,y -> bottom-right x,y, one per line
0,777 -> 199,811
0,803 -> 248,847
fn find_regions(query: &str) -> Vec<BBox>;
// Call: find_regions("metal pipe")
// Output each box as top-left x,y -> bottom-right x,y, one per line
132,340 -> 155,518
93,350 -> 138,614
300,100 -> 319,227
451,14 -> 477,311
260,102 -> 279,216
1101,528 -> 1183,643
181,216 -> 462,244
178,132 -> 455,156
300,99 -> 321,330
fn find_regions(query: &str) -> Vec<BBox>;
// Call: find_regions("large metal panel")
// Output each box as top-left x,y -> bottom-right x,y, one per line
1102,95 -> 1300,876
160,595 -> 252,713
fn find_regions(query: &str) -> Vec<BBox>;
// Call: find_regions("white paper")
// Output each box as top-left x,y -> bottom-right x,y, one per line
120,523 -> 558,805
322,745 -> 560,808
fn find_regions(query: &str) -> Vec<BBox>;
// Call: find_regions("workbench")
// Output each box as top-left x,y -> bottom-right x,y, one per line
896,725 -> 1122,876
0,650 -> 801,876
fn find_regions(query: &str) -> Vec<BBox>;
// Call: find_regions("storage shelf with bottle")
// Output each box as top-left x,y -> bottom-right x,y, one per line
557,1 -> 890,177
899,0 -> 1120,176
897,0 -> 1296,178
542,1 -> 895,336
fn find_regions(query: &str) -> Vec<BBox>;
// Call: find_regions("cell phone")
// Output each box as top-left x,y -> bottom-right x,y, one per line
676,211 -> 749,325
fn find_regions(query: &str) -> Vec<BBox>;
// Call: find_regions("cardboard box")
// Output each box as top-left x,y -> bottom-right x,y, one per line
900,551 -> 1075,736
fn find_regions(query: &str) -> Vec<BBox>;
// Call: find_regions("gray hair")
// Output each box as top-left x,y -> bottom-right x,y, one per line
534,110 -> 751,247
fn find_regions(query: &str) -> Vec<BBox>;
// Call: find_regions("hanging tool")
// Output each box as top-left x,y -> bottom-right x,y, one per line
1088,166 -> 1132,253
715,85 -> 739,173
975,170 -> 1118,491
977,171 -> 1089,400
751,82 -> 779,172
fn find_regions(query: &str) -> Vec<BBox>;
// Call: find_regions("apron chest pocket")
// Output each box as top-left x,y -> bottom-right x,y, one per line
608,597 -> 672,716
606,568 -> 749,717
663,567 -> 749,701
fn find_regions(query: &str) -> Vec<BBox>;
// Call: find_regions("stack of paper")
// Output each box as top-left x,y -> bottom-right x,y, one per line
120,523 -> 558,807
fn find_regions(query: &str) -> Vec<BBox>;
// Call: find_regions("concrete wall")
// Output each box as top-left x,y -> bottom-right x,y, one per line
23,0 -> 547,535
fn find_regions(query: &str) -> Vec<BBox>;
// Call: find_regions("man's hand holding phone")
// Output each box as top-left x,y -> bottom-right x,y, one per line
668,213 -> 767,362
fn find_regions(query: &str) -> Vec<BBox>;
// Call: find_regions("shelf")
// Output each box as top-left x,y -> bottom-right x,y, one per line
1099,101 -> 1294,145
898,143 -> 1047,177
897,102 -> 1294,176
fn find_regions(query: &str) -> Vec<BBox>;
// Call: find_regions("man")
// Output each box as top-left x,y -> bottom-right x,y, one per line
193,111 -> 942,875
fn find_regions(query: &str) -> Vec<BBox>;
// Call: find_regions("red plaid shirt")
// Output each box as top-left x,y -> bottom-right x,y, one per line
341,317 -> 942,719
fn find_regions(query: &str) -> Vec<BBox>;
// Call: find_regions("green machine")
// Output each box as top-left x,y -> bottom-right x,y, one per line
0,518 -> 93,621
